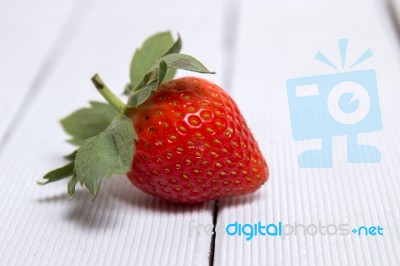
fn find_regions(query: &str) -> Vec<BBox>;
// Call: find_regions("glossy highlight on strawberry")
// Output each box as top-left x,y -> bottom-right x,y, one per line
39,31 -> 269,204
128,77 -> 268,203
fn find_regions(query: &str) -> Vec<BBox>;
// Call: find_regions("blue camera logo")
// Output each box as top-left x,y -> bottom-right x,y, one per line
286,39 -> 382,168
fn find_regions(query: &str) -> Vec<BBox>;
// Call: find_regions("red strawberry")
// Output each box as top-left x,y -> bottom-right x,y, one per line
39,32 -> 269,204
127,77 -> 268,203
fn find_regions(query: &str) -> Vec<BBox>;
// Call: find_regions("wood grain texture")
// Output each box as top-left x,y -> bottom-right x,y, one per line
0,0 -> 225,265
214,0 -> 400,265
0,0 -> 79,142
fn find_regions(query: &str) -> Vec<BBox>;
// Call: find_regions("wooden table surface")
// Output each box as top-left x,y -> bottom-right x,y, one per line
1,0 -> 399,265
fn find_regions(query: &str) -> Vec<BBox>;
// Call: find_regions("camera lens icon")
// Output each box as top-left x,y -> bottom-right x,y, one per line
286,69 -> 382,168
327,81 -> 371,125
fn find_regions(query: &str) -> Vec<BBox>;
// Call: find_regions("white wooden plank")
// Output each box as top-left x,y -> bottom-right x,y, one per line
215,0 -> 400,265
0,0 -> 225,265
0,0 -> 78,140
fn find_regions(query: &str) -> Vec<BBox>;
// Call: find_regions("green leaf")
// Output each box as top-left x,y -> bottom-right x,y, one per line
38,161 -> 74,185
162,34 -> 182,56
161,53 -> 215,73
130,31 -> 175,91
163,68 -> 177,84
123,83 -> 133,96
127,81 -> 157,107
158,59 -> 168,87
74,115 -> 136,198
67,172 -> 78,198
158,35 -> 181,83
61,101 -> 119,146
64,150 -> 77,161
131,67 -> 159,94
127,47 -> 215,108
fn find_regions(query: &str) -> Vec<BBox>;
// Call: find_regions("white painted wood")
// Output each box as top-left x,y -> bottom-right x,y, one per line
215,0 -> 400,265
0,0 -> 78,140
3,0 -> 400,265
0,0 -> 225,265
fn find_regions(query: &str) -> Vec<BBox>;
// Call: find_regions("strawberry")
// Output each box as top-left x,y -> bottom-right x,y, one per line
39,31 -> 269,203
127,77 -> 268,203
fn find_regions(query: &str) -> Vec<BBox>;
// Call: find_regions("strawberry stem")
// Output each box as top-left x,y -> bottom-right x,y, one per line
91,74 -> 125,113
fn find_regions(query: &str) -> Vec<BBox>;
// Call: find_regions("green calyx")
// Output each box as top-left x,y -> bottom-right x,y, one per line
38,31 -> 215,200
